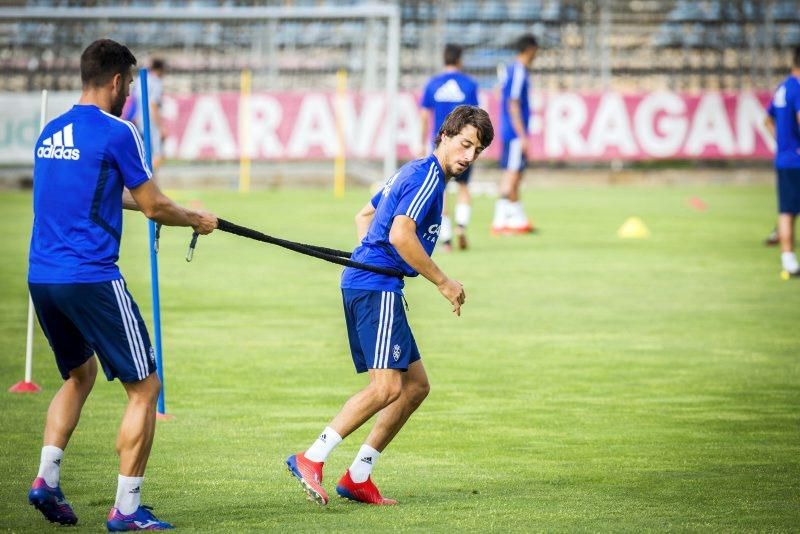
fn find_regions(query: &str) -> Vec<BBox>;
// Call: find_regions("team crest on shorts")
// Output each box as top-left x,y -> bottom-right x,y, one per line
393,344 -> 401,361
149,346 -> 156,363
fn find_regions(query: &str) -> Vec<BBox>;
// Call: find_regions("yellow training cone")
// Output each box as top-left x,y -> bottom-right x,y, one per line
617,217 -> 650,239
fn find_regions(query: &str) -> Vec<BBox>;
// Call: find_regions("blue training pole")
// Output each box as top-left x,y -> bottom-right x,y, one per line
139,68 -> 167,416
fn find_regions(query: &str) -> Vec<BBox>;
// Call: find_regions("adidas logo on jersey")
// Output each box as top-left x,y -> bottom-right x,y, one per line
433,79 -> 466,103
37,123 -> 80,160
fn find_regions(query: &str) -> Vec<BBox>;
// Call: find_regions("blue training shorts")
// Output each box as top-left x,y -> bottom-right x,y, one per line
453,164 -> 473,185
777,168 -> 800,215
342,288 -> 421,373
501,138 -> 526,172
29,279 -> 156,383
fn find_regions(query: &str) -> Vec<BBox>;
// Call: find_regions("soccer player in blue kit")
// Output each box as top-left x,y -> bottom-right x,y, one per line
419,44 -> 480,250
492,34 -> 538,234
765,46 -> 800,277
26,40 -> 217,530
287,106 -> 494,505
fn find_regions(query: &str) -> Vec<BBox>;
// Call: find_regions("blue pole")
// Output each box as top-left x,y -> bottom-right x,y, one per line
139,68 -> 167,416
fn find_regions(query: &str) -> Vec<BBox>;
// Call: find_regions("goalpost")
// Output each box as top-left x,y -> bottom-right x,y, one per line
0,4 -> 401,181
2,4 -> 401,406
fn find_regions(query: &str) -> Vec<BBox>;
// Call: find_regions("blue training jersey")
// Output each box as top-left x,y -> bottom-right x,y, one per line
500,60 -> 531,142
341,154 -> 445,293
767,75 -> 800,169
28,104 -> 152,283
420,71 -> 480,143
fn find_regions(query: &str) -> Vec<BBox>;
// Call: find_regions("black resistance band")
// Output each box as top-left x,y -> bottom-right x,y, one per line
181,219 -> 404,279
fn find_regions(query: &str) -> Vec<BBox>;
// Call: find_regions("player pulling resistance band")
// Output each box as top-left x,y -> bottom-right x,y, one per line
287,105 -> 494,505
27,39 -> 217,531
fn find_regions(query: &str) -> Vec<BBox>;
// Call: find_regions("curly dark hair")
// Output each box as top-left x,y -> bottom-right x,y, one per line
434,105 -> 494,149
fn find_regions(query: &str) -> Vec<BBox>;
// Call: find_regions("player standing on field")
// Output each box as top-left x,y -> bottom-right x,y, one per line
764,46 -> 800,277
492,34 -> 538,234
129,58 -> 167,171
26,39 -> 217,530
419,44 -> 480,250
286,106 -> 493,505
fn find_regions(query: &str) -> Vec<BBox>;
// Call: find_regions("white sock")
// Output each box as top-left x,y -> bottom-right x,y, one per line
455,203 -> 471,228
493,198 -> 509,228
115,475 -> 143,515
508,201 -> 529,227
349,444 -> 380,483
440,215 -> 453,243
37,445 -> 63,487
781,251 -> 799,273
304,426 -> 342,463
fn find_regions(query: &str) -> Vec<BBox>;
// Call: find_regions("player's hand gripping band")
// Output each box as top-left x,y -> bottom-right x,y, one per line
183,218 -> 404,279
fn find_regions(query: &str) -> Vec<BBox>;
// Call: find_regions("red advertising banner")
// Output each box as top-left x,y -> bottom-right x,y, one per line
158,90 -> 776,162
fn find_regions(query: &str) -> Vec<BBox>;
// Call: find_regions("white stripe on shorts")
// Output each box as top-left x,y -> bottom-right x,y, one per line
373,292 -> 388,369
380,293 -> 396,368
507,138 -> 523,171
111,279 -> 147,380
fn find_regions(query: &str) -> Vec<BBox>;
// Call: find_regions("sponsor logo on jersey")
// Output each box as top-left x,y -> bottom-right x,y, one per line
423,223 -> 441,243
37,124 -> 80,160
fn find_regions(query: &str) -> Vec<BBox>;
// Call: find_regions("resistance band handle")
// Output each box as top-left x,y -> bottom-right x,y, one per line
186,232 -> 199,262
154,223 -> 162,253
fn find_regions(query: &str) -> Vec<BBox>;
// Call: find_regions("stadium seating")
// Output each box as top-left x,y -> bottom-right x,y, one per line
0,0 -> 797,92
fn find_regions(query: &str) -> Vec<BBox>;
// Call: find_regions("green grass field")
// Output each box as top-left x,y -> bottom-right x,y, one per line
1,184 -> 798,532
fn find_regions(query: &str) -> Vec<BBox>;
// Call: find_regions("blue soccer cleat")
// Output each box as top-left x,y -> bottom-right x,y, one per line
106,505 -> 174,531
28,476 -> 78,525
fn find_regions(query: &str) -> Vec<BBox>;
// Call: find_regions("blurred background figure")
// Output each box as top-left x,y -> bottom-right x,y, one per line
493,34 -> 538,235
419,43 -> 480,251
128,58 -> 167,172
764,46 -> 800,276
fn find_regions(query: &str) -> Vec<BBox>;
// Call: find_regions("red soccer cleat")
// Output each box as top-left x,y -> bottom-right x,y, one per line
335,470 -> 398,505
286,452 -> 328,505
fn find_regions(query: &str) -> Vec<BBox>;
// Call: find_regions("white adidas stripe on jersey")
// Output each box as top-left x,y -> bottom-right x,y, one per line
101,110 -> 153,180
510,63 -> 526,100
408,165 -> 440,221
406,162 -> 437,220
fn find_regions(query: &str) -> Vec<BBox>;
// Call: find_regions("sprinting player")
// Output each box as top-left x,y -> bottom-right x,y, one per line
130,58 -> 167,171
419,44 -> 480,250
764,46 -> 800,276
492,34 -> 538,234
26,39 -> 217,530
286,105 -> 493,505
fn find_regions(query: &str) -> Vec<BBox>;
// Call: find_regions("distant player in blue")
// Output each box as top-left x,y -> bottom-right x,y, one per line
287,106 -> 494,506
765,46 -> 800,276
27,40 -> 217,530
493,34 -> 538,235
129,58 -> 167,171
419,44 -> 480,250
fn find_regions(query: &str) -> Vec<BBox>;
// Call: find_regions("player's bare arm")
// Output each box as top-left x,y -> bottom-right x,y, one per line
128,180 -> 218,234
418,109 -> 430,158
355,201 -> 376,242
508,99 -> 527,149
122,188 -> 138,211
389,215 -> 465,316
